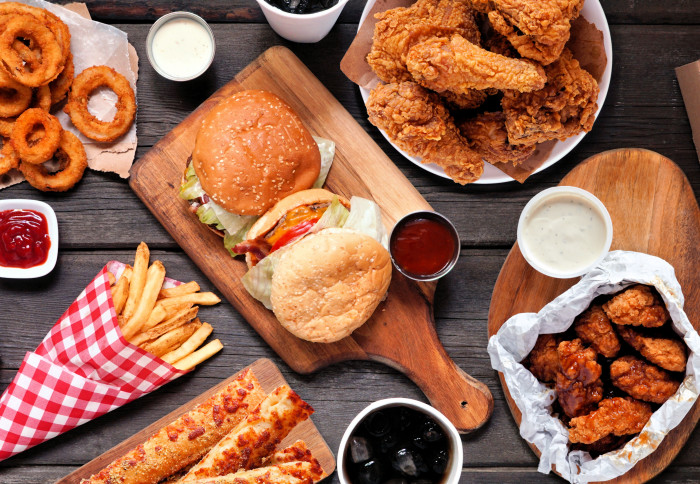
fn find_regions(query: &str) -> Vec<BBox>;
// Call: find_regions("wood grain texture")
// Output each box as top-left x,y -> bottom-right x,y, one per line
129,46 -> 492,432
487,148 -> 700,483
57,358 -> 335,483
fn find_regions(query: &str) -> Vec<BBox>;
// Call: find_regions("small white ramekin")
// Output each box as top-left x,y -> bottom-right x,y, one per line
517,186 -> 613,279
254,0 -> 350,43
146,12 -> 216,81
0,199 -> 58,279
337,398 -> 463,484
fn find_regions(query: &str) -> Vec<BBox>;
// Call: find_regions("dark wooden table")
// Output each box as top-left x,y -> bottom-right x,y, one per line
1,1 -> 699,482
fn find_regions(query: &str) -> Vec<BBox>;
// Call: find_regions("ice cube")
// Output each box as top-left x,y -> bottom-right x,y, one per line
350,436 -> 373,464
392,448 -> 419,477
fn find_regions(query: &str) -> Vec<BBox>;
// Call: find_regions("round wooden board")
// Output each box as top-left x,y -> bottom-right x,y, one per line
486,148 -> 700,483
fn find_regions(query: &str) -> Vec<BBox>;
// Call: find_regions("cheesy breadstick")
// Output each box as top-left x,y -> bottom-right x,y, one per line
187,461 -> 317,484
269,440 -> 326,482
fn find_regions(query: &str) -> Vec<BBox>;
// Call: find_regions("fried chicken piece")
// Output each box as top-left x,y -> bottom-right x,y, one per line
525,334 -> 560,382
458,111 -> 535,166
556,339 -> 603,418
616,326 -> 687,372
501,49 -> 599,146
610,356 -> 680,404
482,0 -> 585,65
568,397 -> 652,444
368,0 -> 480,84
574,305 -> 620,358
603,285 -> 670,328
367,82 -> 484,184
440,89 -> 488,110
405,35 -> 546,94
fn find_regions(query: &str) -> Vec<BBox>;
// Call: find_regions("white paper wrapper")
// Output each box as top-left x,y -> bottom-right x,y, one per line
487,250 -> 700,483
0,0 -> 138,189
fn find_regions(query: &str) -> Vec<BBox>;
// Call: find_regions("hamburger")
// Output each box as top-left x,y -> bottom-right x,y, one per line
235,189 -> 392,343
180,90 -> 335,255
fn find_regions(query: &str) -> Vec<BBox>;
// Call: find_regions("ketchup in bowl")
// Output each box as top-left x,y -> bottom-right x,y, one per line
389,211 -> 460,281
0,209 -> 51,269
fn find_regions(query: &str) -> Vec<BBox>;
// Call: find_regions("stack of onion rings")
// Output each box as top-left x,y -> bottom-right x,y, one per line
64,66 -> 136,142
19,130 -> 87,192
11,108 -> 62,165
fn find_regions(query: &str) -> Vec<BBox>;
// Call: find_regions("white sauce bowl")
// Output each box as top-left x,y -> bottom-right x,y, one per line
254,0 -> 350,43
517,186 -> 613,279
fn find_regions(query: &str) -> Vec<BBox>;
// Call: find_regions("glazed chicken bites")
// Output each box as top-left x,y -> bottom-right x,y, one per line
616,326 -> 687,372
555,339 -> 603,418
568,397 -> 652,444
610,355 -> 680,404
602,284 -> 670,327
574,305 -> 620,358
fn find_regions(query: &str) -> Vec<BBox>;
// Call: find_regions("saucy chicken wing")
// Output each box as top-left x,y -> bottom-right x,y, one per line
610,355 -> 680,404
616,326 -> 687,372
603,285 -> 670,328
458,111 -> 535,166
366,81 -> 484,184
568,397 -> 652,444
525,333 -> 560,382
574,305 -> 620,358
556,339 -> 603,418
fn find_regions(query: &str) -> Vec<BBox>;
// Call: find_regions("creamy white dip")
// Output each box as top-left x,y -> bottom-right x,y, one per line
152,18 -> 213,79
520,193 -> 608,274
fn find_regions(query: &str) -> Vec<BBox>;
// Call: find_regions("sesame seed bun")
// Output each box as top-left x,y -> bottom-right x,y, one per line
192,90 -> 321,216
270,228 -> 392,343
244,188 -> 350,268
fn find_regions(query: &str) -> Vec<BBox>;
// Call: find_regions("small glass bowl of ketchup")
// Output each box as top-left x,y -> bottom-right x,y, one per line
389,211 -> 460,281
0,199 -> 58,279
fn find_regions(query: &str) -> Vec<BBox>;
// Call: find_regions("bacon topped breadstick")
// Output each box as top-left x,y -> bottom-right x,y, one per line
81,369 -> 265,484
180,385 -> 314,481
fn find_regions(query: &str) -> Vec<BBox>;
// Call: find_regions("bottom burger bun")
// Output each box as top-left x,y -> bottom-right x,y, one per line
270,228 -> 392,343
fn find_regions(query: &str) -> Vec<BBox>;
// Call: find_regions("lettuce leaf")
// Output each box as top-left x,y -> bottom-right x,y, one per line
309,195 -> 350,234
312,136 -> 335,189
344,196 -> 389,248
240,248 -> 287,309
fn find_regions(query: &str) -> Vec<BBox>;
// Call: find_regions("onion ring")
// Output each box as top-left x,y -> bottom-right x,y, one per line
10,108 -> 62,165
0,117 -> 14,138
49,51 -> 73,105
0,67 -> 32,117
0,16 -> 63,87
0,4 -> 70,68
19,130 -> 86,192
64,65 -> 136,142
32,84 -> 51,111
0,137 -> 19,175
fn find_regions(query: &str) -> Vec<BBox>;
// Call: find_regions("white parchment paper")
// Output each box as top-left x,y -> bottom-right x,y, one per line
0,0 -> 137,188
488,250 -> 700,483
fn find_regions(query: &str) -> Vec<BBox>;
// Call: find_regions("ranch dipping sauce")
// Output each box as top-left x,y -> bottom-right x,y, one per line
518,187 -> 613,278
147,13 -> 215,81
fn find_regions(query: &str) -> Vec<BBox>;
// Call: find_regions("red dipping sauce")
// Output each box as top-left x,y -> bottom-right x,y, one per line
0,209 -> 51,269
390,216 -> 458,279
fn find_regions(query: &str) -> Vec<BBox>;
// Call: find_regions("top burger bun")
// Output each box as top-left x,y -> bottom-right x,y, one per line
192,90 -> 321,216
270,228 -> 392,343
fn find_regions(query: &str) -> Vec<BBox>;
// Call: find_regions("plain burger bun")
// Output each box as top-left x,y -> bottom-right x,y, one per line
192,90 -> 321,216
270,228 -> 392,343
244,188 -> 350,268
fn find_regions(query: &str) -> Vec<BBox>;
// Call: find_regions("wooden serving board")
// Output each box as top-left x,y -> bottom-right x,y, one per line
487,148 -> 700,483
58,359 -> 335,483
130,46 -> 492,433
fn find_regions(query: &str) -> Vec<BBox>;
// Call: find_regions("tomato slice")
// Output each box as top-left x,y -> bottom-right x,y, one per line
270,218 -> 319,253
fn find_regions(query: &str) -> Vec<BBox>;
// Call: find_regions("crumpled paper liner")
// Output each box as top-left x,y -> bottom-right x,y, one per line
676,59 -> 700,162
340,1 -> 607,183
487,251 -> 700,484
0,0 -> 138,189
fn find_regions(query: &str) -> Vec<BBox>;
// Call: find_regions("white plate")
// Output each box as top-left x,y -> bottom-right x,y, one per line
0,200 -> 59,279
358,0 -> 612,184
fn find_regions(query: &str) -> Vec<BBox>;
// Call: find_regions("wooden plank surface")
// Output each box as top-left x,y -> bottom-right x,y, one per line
57,358 -> 335,483
487,149 -> 700,483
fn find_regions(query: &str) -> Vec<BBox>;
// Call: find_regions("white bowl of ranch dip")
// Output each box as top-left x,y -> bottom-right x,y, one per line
517,186 -> 613,279
147,12 -> 215,81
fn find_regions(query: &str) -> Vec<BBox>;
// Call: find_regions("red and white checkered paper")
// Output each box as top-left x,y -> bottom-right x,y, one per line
0,261 -> 188,461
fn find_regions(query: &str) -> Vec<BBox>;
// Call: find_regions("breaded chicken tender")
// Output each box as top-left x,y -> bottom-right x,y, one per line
616,326 -> 687,372
525,333 -> 560,382
568,397 -> 652,444
610,356 -> 680,404
603,285 -> 670,328
556,339 -> 603,418
574,305 -> 620,358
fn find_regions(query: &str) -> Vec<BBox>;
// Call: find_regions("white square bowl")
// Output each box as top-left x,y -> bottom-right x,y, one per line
0,199 -> 59,279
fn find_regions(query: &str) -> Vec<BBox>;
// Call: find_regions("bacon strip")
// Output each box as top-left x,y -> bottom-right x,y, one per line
233,237 -> 271,260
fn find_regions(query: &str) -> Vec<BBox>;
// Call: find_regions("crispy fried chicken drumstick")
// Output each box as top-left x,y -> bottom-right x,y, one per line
458,111 -> 535,166
366,81 -> 484,184
556,339 -> 603,418
616,326 -> 687,372
603,285 -> 670,328
568,397 -> 652,444
610,355 -> 680,404
574,305 -> 620,358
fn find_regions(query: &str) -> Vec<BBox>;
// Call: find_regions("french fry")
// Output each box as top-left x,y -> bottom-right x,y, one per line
106,271 -> 116,286
143,302 -> 193,332
129,308 -> 198,346
120,265 -> 133,284
161,322 -> 213,364
172,339 -> 223,371
142,320 -> 202,357
123,242 -> 149,321
111,275 -> 130,315
159,292 -> 221,309
121,260 -> 166,340
118,315 -> 126,329
158,281 -> 200,300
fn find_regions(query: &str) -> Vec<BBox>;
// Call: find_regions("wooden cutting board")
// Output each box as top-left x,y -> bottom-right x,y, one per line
487,148 -> 700,483
130,46 -> 492,433
58,359 -> 335,483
